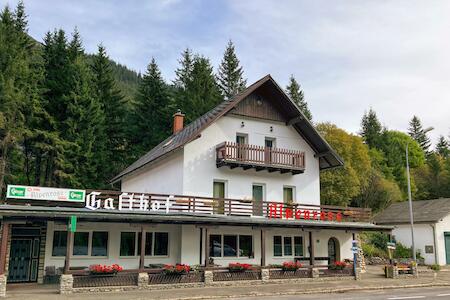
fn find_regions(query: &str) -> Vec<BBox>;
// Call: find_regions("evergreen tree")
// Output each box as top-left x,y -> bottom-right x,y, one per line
131,58 -> 172,158
0,2 -> 48,194
436,135 -> 449,158
360,108 -> 382,148
91,45 -> 128,184
183,56 -> 222,123
408,115 -> 431,154
217,40 -> 246,99
173,48 -> 194,90
286,75 -> 312,121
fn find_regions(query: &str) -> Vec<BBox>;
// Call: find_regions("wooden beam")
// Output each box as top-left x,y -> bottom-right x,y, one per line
309,231 -> 314,266
287,115 -> 304,126
64,229 -> 74,274
0,222 -> 9,275
260,229 -> 266,267
139,226 -> 146,271
204,228 -> 209,266
314,151 -> 331,158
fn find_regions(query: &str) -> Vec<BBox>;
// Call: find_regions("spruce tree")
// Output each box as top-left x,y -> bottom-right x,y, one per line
0,2 -> 48,193
408,115 -> 431,154
131,58 -> 172,158
286,75 -> 312,121
184,56 -> 222,123
91,44 -> 128,184
436,135 -> 449,158
360,108 -> 382,148
217,40 -> 246,99
174,48 -> 194,90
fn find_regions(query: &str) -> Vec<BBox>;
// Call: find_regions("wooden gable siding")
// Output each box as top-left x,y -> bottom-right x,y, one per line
228,93 -> 287,122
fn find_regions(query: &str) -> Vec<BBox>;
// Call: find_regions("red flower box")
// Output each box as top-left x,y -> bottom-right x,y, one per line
228,263 -> 252,272
329,261 -> 348,270
281,261 -> 303,271
163,264 -> 191,275
89,264 -> 123,275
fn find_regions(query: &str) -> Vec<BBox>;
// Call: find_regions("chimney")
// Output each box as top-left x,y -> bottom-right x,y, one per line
173,110 -> 185,134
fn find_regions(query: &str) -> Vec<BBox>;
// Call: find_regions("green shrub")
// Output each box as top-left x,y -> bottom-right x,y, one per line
430,264 -> 440,271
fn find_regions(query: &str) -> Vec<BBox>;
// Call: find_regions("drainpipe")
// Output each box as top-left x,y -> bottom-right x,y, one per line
430,223 -> 438,265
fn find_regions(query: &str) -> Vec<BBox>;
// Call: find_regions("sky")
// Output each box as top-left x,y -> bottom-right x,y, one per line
5,0 -> 450,145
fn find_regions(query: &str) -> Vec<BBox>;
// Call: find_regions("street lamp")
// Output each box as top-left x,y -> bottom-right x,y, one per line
406,126 -> 433,262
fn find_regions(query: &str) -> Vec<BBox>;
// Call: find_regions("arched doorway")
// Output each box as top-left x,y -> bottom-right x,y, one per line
328,237 -> 340,264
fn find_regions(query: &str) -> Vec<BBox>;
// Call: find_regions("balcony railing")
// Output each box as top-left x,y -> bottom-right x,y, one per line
78,190 -> 372,223
216,142 -> 305,174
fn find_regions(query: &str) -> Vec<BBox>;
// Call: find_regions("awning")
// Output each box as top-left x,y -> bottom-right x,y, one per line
0,205 -> 392,232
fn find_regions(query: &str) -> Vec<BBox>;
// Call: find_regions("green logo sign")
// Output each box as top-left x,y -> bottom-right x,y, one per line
9,186 -> 25,197
69,191 -> 84,201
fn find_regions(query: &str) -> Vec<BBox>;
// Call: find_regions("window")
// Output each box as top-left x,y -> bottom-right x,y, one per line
154,232 -> 169,256
73,232 -> 89,256
294,236 -> 303,256
252,184 -> 264,216
239,235 -> 253,257
120,232 -> 136,256
209,234 -> 253,258
137,232 -> 153,256
273,235 -> 304,257
283,187 -> 294,205
210,235 -> 222,257
223,235 -> 237,257
92,232 -> 108,256
52,231 -> 67,256
284,236 -> 292,256
213,181 -> 226,214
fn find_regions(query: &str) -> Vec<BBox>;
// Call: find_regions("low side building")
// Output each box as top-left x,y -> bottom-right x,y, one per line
374,198 -> 450,265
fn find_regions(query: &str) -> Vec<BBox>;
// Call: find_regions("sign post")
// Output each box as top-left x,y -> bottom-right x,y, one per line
68,216 -> 77,232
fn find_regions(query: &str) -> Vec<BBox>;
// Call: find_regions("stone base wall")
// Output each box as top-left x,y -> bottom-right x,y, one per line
60,274 -> 74,294
0,274 -> 6,298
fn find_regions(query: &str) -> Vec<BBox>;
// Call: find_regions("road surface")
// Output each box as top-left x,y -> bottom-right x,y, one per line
238,287 -> 450,300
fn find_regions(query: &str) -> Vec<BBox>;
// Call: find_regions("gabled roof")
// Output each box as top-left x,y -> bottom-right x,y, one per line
374,198 -> 450,224
111,75 -> 344,183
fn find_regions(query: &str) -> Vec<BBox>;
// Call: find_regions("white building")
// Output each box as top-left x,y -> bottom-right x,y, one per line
0,75 -> 390,286
375,198 -> 450,265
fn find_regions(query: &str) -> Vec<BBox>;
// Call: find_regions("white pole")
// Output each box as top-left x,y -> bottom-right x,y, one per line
406,143 -> 416,262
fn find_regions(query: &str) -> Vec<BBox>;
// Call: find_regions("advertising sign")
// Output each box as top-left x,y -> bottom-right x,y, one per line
6,185 -> 85,202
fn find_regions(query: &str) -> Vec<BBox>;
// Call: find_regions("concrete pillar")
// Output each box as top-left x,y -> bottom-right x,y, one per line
138,272 -> 149,288
411,266 -> 418,278
261,268 -> 270,282
0,274 -> 6,297
354,267 -> 362,281
59,274 -> 73,294
204,270 -> 213,285
310,267 -> 319,278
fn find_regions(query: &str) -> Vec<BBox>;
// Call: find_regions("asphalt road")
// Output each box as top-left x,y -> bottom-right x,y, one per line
238,287 -> 450,300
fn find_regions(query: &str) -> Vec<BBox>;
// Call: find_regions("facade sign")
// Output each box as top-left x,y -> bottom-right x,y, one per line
6,185 -> 85,202
267,203 -> 343,222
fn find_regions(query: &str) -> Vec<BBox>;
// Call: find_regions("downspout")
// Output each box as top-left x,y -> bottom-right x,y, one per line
430,223 -> 438,265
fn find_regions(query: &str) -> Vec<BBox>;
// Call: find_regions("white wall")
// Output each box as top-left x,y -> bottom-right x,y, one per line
44,221 -> 181,271
183,115 -> 321,205
392,224 -> 436,265
435,215 -> 450,265
121,150 -> 184,194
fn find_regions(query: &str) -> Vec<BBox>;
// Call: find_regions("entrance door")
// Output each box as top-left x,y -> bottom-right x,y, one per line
213,181 -> 225,214
8,239 -> 33,282
445,233 -> 450,264
252,184 -> 264,216
264,138 -> 275,165
328,238 -> 339,264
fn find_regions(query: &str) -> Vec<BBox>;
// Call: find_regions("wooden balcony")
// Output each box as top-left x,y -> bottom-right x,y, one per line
216,142 -> 305,174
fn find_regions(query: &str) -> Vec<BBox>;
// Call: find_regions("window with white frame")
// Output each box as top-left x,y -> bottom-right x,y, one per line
52,230 -> 109,257
120,231 -> 169,257
273,235 -> 303,257
209,234 -> 253,258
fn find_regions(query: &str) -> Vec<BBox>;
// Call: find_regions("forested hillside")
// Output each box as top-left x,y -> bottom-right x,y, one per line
1,2 -> 449,212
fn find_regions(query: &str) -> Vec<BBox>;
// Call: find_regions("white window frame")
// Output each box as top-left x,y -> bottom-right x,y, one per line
273,235 -> 305,257
119,231 -> 170,258
51,230 -> 109,258
209,234 -> 254,258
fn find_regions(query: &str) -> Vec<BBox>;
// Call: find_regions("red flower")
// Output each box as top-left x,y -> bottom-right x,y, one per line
228,263 -> 252,272
89,264 -> 123,275
163,264 -> 190,275
281,261 -> 303,271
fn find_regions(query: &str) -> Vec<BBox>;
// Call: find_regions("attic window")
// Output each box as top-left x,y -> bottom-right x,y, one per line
163,138 -> 174,148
